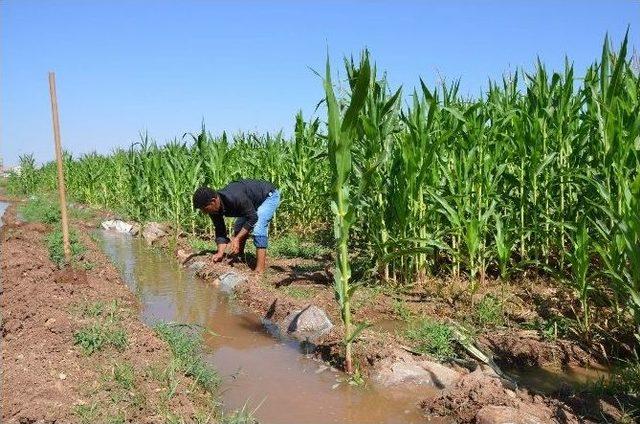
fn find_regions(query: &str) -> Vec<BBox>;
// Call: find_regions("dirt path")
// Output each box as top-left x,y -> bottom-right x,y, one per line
1,204 -> 217,423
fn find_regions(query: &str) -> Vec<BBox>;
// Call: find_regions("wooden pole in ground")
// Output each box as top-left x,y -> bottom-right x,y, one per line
48,71 -> 71,264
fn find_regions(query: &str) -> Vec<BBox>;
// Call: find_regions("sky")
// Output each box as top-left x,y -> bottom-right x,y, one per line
1,1 -> 638,166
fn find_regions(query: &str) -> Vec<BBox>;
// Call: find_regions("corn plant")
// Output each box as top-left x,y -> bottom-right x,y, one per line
323,51 -> 370,373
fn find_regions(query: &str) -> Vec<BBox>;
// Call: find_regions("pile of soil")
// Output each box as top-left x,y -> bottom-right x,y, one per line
1,205 -> 214,423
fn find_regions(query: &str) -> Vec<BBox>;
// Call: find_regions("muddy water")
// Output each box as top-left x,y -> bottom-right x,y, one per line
508,364 -> 610,394
98,231 -> 446,424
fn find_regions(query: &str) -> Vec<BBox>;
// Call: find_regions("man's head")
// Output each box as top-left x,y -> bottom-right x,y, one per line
193,186 -> 222,214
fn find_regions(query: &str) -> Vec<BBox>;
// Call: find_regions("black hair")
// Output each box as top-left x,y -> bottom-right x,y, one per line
192,186 -> 218,209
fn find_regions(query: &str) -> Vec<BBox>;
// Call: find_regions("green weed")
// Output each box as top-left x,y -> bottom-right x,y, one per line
112,362 -> 135,390
73,402 -> 99,424
46,228 -> 86,267
475,295 -> 504,327
73,323 -> 128,355
405,318 -> 455,360
522,315 -> 571,341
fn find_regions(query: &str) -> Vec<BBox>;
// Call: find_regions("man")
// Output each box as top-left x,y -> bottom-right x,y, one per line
192,179 -> 280,274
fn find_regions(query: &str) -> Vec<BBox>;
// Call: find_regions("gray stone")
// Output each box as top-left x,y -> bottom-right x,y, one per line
129,222 -> 142,236
101,219 -> 133,233
142,222 -> 169,244
371,350 -> 463,388
475,406 -> 545,424
216,271 -> 247,293
188,260 -> 206,272
281,305 -> 333,343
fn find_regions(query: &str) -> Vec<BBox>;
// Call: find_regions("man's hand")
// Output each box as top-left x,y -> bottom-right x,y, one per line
229,237 -> 241,255
210,251 -> 224,262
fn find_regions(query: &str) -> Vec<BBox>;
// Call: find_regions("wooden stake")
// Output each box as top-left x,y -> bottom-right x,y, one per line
48,72 -> 71,264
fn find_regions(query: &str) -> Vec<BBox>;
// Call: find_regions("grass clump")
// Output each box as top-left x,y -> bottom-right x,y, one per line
73,402 -> 99,424
282,285 -> 314,299
475,295 -> 504,327
74,323 -> 128,355
405,318 -> 455,360
270,233 -> 328,259
111,362 -> 135,390
46,228 -> 86,267
154,322 -> 220,393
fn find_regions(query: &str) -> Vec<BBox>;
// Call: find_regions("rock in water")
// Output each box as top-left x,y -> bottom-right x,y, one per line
141,222 -> 168,245
216,272 -> 247,293
281,305 -> 333,343
101,219 -> 133,233
371,349 -> 462,388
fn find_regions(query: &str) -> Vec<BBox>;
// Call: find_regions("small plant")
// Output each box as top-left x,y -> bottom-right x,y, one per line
73,402 -> 99,424
566,220 -> 594,340
405,318 -> 455,360
392,299 -> 413,321
46,228 -> 86,267
475,295 -> 504,327
73,323 -> 128,355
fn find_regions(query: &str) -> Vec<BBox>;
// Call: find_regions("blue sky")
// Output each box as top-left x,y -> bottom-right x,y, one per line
1,1 -> 638,165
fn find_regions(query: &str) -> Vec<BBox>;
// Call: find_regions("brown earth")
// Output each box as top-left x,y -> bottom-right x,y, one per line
0,204 -> 218,423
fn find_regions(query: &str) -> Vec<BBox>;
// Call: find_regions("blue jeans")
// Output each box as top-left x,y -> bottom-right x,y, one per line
233,190 -> 281,248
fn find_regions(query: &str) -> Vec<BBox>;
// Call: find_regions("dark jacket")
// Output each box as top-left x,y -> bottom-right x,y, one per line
209,179 -> 276,244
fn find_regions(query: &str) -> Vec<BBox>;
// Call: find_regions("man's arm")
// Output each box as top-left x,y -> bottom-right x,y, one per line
229,199 -> 257,254
211,213 -> 229,260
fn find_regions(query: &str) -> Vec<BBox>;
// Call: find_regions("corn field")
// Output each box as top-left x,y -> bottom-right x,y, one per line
7,34 -> 640,348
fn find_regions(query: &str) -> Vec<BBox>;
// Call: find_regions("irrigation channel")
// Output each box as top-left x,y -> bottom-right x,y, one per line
96,229 -> 446,424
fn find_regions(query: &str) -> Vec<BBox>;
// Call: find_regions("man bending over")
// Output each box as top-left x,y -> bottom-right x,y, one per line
192,179 -> 281,274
